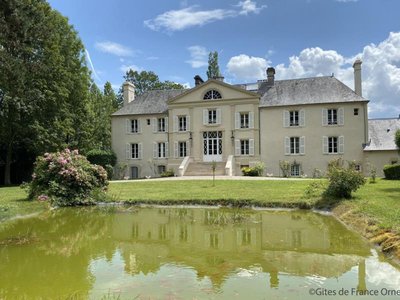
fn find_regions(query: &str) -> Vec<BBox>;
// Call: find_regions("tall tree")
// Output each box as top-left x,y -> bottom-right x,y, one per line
0,0 -> 91,184
395,129 -> 400,150
122,70 -> 185,97
206,51 -> 221,79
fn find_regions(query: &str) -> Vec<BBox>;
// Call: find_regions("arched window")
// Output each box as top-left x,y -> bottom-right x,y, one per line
203,90 -> 222,100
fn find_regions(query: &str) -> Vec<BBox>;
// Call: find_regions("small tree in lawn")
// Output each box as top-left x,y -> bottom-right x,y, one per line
395,129 -> 400,151
211,161 -> 217,187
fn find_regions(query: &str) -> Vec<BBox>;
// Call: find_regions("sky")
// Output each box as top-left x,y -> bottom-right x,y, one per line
47,0 -> 400,118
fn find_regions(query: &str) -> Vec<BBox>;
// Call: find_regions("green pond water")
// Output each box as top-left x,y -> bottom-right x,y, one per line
0,207 -> 399,300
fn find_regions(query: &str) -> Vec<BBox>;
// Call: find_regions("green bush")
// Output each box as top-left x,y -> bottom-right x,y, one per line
383,164 -> 400,180
26,149 -> 108,206
86,150 -> 117,168
161,169 -> 175,177
242,163 -> 264,177
325,165 -> 366,198
104,164 -> 114,180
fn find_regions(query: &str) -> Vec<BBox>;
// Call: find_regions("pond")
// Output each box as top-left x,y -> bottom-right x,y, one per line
0,207 -> 399,299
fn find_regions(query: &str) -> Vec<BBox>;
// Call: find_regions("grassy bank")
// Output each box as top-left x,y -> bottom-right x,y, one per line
0,186 -> 47,221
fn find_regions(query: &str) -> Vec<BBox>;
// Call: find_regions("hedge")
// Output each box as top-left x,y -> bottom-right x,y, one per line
383,164 -> 400,180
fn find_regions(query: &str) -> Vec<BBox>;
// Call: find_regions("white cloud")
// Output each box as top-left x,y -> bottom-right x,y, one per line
95,41 -> 134,57
84,49 -> 101,82
227,54 -> 269,81
272,32 -> 400,117
119,64 -> 142,73
237,0 -> 267,15
186,45 -> 209,68
144,2 -> 266,32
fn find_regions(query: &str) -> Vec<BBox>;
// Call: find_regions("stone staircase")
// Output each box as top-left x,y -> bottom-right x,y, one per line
184,162 -> 226,176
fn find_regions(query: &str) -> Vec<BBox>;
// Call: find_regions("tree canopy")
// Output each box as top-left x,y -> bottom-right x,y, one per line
206,51 -> 221,79
395,129 -> 400,150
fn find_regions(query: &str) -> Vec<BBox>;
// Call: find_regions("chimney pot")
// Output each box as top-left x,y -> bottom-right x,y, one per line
266,67 -> 275,86
123,81 -> 135,106
194,75 -> 204,86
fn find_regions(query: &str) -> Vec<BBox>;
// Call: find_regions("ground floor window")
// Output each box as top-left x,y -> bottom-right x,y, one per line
241,139 -> 249,155
179,141 -> 187,157
157,165 -> 166,175
290,164 -> 301,177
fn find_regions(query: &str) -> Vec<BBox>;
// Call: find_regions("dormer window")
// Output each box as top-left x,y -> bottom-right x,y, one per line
203,90 -> 222,100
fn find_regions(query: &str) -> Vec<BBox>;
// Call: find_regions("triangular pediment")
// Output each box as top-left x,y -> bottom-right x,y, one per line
168,79 -> 259,105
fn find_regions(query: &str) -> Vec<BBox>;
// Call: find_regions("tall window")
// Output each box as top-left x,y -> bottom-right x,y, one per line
240,113 -> 249,128
290,111 -> 299,126
290,137 -> 300,154
328,137 -> 338,153
208,109 -> 217,124
203,90 -> 222,100
158,142 -> 166,158
179,142 -> 187,157
241,140 -> 249,155
178,116 -> 187,131
327,109 -> 338,125
158,118 -> 165,132
131,119 -> 139,133
291,164 -> 301,177
131,143 -> 139,159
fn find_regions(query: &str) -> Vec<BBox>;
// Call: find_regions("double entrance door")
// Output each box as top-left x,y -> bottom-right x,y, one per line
203,131 -> 222,162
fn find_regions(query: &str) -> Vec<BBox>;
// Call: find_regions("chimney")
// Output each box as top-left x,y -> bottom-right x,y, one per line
123,81 -> 135,106
353,59 -> 362,96
214,75 -> 225,82
267,67 -> 275,86
194,75 -> 204,86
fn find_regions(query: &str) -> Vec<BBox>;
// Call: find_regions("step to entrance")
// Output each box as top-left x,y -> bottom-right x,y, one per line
184,162 -> 226,176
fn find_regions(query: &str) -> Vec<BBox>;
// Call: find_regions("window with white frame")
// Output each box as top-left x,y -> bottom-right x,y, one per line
178,116 -> 187,131
290,111 -> 299,126
323,136 -> 344,154
328,137 -> 338,153
203,90 -> 222,100
158,118 -> 166,132
131,119 -> 139,133
179,141 -> 187,157
208,109 -> 217,124
240,113 -> 249,128
291,164 -> 301,177
158,142 -> 166,158
327,109 -> 338,125
290,137 -> 300,154
241,140 -> 249,155
131,143 -> 139,159
158,165 -> 166,174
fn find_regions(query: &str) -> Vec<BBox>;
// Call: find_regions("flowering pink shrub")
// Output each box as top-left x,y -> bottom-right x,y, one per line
27,149 -> 108,206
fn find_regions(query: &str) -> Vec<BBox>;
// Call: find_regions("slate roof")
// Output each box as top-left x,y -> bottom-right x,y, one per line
364,118 -> 400,151
259,76 -> 367,107
112,89 -> 186,116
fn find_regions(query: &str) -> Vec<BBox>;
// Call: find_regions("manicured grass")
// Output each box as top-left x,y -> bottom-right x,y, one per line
108,180 -> 316,207
0,186 -> 47,221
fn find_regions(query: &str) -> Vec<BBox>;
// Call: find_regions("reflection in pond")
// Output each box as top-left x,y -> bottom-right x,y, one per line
0,207 -> 399,299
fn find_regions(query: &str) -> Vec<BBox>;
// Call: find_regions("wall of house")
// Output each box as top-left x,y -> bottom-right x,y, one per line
259,102 -> 368,177
363,150 -> 400,177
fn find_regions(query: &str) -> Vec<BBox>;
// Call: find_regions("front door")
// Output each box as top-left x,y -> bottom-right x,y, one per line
131,166 -> 138,179
203,131 -> 222,162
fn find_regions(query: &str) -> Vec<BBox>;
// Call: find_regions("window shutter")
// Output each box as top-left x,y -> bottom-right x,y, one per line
283,110 -> 289,127
300,136 -> 305,155
126,119 -> 131,133
152,118 -> 157,133
249,112 -> 254,128
138,143 -> 142,159
249,139 -> 255,156
165,117 -> 169,132
174,116 -> 178,132
137,120 -> 141,133
285,137 -> 290,155
186,141 -> 190,156
339,136 -> 344,154
235,139 -> 241,156
300,109 -> 305,127
153,142 -> 158,159
126,143 -> 131,159
216,109 -> 222,124
203,109 -> 208,125
322,109 -> 328,126
235,112 -> 240,129
323,136 -> 328,154
165,142 -> 169,158
174,142 -> 178,158
338,107 -> 344,126
186,115 -> 190,131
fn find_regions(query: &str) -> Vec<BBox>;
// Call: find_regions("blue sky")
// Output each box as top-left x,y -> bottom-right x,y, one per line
48,0 -> 400,118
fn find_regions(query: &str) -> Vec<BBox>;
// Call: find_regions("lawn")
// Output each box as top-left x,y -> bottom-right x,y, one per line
0,186 -> 47,221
